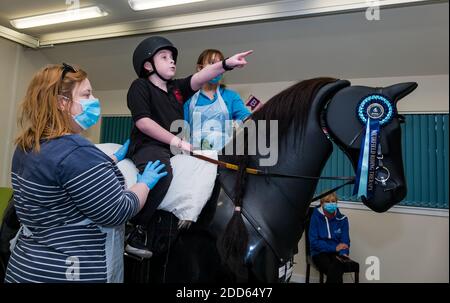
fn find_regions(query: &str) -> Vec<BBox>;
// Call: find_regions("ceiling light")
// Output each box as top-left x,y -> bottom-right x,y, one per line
128,0 -> 208,11
10,6 -> 108,29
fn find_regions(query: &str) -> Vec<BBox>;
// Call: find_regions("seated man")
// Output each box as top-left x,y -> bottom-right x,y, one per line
308,192 -> 351,283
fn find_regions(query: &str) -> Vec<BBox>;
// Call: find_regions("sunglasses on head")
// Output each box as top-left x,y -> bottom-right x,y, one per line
61,62 -> 78,80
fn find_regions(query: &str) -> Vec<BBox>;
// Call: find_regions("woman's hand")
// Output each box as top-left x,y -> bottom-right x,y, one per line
136,160 -> 168,190
130,160 -> 167,210
112,139 -> 130,162
336,243 -> 349,252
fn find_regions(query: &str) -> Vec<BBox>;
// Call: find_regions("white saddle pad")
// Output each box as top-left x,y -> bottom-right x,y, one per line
95,143 -> 218,222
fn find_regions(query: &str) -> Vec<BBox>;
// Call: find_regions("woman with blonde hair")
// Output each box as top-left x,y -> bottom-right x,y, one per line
5,63 -> 167,283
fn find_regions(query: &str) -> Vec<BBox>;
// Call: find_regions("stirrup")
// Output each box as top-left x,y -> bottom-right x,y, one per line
124,251 -> 145,262
124,245 -> 153,260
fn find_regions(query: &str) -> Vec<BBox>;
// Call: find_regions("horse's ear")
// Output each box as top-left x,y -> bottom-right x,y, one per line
382,82 -> 418,104
310,80 -> 351,118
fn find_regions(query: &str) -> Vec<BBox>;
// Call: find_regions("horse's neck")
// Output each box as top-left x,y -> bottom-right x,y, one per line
215,120 -> 333,262
220,122 -> 333,204
253,125 -> 333,203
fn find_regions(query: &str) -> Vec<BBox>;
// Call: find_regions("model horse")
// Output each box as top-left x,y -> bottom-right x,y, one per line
122,77 -> 418,283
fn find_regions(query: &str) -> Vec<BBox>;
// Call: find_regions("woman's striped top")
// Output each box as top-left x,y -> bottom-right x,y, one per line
5,134 -> 140,283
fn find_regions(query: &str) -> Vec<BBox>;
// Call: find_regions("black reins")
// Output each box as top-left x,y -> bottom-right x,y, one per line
189,151 -> 355,202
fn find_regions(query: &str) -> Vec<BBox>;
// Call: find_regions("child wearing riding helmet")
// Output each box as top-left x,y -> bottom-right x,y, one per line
184,49 -> 251,150
125,36 -> 252,258
308,192 -> 351,283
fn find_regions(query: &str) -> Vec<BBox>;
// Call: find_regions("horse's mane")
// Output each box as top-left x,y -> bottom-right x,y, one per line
250,77 -> 337,140
222,77 -> 337,164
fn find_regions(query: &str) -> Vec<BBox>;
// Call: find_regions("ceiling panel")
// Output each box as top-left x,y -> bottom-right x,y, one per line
0,0 -> 276,37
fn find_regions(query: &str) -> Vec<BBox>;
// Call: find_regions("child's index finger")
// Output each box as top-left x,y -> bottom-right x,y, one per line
241,50 -> 254,57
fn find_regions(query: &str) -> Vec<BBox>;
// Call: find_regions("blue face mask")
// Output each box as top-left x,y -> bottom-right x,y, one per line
323,202 -> 337,214
72,98 -> 101,130
208,74 -> 223,85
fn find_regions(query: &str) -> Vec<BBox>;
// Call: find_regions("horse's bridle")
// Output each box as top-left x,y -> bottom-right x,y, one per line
374,143 -> 399,192
344,114 -> 405,193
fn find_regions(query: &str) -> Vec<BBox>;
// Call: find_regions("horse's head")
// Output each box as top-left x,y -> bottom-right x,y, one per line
324,82 -> 418,212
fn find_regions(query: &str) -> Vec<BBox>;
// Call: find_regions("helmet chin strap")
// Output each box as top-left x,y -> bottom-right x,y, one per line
150,60 -> 171,82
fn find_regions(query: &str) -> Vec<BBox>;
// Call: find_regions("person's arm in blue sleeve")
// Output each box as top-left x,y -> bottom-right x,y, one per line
339,217 -> 350,256
230,90 -> 251,122
58,147 -> 140,226
309,211 -> 338,254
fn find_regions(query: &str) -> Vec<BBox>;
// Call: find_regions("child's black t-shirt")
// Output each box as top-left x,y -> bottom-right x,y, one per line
127,76 -> 196,155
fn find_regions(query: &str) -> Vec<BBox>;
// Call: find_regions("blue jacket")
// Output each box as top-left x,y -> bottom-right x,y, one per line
308,207 -> 350,257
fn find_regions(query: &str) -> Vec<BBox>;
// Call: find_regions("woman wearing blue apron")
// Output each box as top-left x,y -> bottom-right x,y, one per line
184,49 -> 251,150
5,64 -> 167,283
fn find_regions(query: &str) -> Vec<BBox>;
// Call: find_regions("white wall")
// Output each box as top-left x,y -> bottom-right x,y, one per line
0,37 -> 52,187
293,205 -> 449,283
0,38 -> 20,187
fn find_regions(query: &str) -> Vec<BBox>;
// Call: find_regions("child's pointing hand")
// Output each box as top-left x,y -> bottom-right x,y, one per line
225,50 -> 253,69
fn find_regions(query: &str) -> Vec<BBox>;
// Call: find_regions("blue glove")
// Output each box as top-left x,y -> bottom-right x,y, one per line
136,160 -> 168,190
113,139 -> 130,162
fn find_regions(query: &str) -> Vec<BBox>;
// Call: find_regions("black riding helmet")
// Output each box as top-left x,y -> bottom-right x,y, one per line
132,36 -> 178,79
